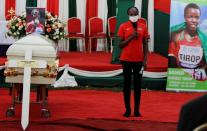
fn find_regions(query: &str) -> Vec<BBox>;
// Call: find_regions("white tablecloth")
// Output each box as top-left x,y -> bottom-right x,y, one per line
0,20 -> 15,45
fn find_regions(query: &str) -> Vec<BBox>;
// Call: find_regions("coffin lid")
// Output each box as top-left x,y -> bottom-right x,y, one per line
6,34 -> 57,58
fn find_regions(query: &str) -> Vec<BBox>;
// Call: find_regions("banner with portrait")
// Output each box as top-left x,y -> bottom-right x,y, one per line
166,0 -> 207,91
26,7 -> 45,35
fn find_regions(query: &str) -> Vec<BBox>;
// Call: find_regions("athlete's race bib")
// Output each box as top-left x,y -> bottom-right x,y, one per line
178,45 -> 203,68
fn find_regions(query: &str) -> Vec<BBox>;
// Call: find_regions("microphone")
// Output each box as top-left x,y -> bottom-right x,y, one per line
132,22 -> 137,30
131,22 -> 138,39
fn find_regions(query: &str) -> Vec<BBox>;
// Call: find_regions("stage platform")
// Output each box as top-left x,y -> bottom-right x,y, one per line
0,51 -> 168,90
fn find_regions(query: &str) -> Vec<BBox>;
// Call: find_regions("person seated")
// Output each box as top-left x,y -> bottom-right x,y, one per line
177,94 -> 207,131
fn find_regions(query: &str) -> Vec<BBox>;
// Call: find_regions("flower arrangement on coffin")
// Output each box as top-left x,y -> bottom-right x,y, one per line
45,11 -> 66,42
6,11 -> 66,42
6,13 -> 26,39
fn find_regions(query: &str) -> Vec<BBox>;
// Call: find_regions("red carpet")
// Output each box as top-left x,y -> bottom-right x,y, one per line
0,52 -> 167,72
59,51 -> 122,71
0,57 -> 6,66
0,119 -> 177,131
0,88 -> 204,123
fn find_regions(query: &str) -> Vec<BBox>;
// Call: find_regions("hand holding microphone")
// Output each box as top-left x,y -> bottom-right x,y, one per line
131,30 -> 138,39
131,21 -> 138,39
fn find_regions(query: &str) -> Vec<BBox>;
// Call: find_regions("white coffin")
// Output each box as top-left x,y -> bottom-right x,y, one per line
5,34 -> 58,84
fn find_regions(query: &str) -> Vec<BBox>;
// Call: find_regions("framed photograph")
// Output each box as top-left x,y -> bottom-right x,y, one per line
26,7 -> 45,34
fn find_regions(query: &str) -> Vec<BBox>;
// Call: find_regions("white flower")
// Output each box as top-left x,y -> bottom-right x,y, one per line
18,27 -> 21,30
13,32 -> 16,36
48,13 -> 51,17
55,29 -> 59,34
21,11 -> 26,16
17,31 -> 20,35
12,26 -> 15,29
58,23 -> 62,28
46,35 -> 49,38
52,25 -> 56,29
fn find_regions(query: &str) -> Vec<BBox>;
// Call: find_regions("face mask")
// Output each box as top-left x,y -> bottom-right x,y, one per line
129,15 -> 139,22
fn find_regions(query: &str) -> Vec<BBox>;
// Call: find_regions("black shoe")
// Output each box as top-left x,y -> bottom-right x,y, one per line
134,111 -> 141,117
123,109 -> 131,117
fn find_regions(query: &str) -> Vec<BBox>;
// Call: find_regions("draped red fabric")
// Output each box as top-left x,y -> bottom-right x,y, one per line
154,0 -> 171,14
5,0 -> 16,20
85,0 -> 98,51
47,0 -> 59,16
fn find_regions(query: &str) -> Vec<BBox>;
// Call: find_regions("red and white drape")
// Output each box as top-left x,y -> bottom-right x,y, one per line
0,0 -> 155,52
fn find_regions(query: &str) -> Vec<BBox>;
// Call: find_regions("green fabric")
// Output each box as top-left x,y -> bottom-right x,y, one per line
111,0 -> 135,64
141,0 -> 148,20
69,0 -> 77,17
154,10 -> 170,57
68,0 -> 77,51
75,76 -> 124,88
107,0 -> 117,52
75,75 -> 166,90
26,0 -> 37,7
171,22 -> 207,61
107,0 -> 117,17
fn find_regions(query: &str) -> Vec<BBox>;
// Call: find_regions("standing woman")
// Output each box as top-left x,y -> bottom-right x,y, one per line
118,7 -> 149,117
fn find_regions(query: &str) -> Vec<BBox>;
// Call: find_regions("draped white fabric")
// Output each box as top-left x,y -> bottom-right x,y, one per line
59,0 -> 68,22
58,0 -> 69,51
134,0 -> 142,16
64,66 -> 166,78
16,0 -> 26,15
37,0 -> 47,9
76,0 -> 86,52
54,65 -> 78,88
0,0 -> 5,20
148,0 -> 154,52
97,0 -> 108,51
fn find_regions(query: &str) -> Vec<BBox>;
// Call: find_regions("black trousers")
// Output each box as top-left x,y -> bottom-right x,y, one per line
121,60 -> 143,112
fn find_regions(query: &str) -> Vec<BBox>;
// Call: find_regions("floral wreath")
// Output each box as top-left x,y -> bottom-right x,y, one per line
6,11 -> 66,42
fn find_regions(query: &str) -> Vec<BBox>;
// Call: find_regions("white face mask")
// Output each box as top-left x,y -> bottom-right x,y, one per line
129,15 -> 139,22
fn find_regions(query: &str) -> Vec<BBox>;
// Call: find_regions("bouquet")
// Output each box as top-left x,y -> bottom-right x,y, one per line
6,13 -> 26,39
45,11 -> 66,42
6,11 -> 66,42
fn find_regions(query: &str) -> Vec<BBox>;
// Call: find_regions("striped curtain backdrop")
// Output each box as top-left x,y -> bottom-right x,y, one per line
0,0 -> 170,56
154,0 -> 170,57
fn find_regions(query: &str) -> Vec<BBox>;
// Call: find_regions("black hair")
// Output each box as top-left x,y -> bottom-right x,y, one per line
127,6 -> 139,15
184,3 -> 201,17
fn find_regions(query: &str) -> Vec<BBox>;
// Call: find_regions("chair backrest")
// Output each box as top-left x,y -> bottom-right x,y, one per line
89,17 -> 103,35
138,17 -> 147,25
68,17 -> 81,33
108,16 -> 117,37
